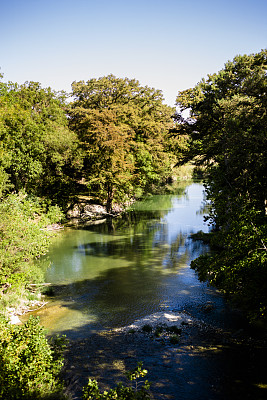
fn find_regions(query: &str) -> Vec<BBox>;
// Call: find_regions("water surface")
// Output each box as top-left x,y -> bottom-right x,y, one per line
27,182 -> 267,400
33,183 -> 227,338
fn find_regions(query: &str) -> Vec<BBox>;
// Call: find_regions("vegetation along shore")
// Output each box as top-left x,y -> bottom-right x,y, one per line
0,49 -> 266,399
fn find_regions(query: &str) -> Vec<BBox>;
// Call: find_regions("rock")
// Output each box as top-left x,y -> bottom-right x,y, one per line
67,203 -> 108,221
9,314 -> 22,325
115,311 -> 198,332
66,201 -> 126,226
202,302 -> 215,313
83,204 -> 107,215
66,204 -> 83,219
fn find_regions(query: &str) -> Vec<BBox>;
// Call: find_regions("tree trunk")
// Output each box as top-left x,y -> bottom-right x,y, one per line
106,184 -> 114,213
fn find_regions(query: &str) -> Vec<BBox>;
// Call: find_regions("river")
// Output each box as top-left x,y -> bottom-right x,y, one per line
32,182 -> 224,337
27,181 -> 267,400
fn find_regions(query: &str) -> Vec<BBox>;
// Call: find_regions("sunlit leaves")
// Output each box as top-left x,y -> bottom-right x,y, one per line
0,193 -> 63,288
69,75 -> 177,210
0,79 -> 79,201
0,316 -> 67,399
178,50 -> 267,321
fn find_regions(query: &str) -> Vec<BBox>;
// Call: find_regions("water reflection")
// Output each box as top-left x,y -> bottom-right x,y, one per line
31,183 -> 218,338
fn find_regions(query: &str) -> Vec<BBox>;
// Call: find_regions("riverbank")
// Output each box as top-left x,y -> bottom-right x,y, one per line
7,183 -> 266,400
5,204 -> 124,325
65,201 -> 130,227
63,311 -> 267,400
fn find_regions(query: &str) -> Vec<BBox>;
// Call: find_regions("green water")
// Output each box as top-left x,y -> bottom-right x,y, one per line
32,183 -> 221,338
27,182 -> 267,399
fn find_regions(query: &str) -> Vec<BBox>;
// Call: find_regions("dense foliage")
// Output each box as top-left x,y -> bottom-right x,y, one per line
0,316 -> 67,400
0,192 -> 64,309
0,77 -> 80,205
176,49 -> 267,321
69,75 -> 183,211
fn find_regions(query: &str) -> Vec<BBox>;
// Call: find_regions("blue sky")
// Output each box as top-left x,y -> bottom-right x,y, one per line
1,0 -> 266,106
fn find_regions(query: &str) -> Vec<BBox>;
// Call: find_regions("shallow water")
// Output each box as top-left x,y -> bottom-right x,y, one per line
30,183 -> 236,338
25,182 -> 267,400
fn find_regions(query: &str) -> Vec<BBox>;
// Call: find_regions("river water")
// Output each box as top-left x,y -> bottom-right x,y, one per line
29,182 -> 267,399
33,182 -> 236,338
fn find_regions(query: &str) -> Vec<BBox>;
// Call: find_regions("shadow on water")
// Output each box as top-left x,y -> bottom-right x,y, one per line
63,329 -> 267,400
38,265 -> 267,400
38,253 -> 267,399
26,183 -> 267,400
58,275 -> 267,400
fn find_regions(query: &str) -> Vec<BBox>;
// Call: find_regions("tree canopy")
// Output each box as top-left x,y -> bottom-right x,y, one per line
176,49 -> 267,320
69,75 -> 180,211
0,79 -> 80,204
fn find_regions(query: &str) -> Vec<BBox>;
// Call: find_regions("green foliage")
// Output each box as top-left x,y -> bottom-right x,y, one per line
192,206 -> 267,320
154,326 -> 164,337
0,316 -> 67,400
83,362 -> 151,400
0,194 -> 49,287
69,75 -> 178,210
176,50 -> 267,321
166,325 -> 182,335
140,324 -> 182,343
169,335 -> 180,345
0,192 -> 63,311
0,78 -> 80,204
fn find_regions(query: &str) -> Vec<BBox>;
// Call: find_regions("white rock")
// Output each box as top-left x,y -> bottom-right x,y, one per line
115,311 -> 199,332
9,315 -> 21,325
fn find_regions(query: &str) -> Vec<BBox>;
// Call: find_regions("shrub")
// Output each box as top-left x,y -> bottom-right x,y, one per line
0,192 -> 63,312
0,316 -> 67,400
83,362 -> 151,400
166,325 -> 182,335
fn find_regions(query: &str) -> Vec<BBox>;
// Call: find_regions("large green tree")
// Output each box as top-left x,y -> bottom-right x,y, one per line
176,50 -> 267,320
69,75 -> 179,211
0,78 -> 80,203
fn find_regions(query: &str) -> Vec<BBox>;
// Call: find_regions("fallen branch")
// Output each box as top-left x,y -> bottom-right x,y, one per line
18,301 -> 48,315
27,283 -> 52,286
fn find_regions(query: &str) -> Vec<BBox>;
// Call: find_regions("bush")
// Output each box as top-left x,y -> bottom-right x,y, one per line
83,362 -> 151,400
166,325 -> 182,335
0,316 -> 67,400
0,192 -> 63,312
169,335 -> 180,345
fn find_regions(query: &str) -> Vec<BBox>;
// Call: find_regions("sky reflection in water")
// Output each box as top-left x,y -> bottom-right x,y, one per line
32,183 -> 219,338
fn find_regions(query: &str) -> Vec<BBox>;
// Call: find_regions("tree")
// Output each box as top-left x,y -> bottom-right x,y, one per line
0,78 -> 80,204
176,51 -> 267,219
70,106 -> 135,211
176,50 -> 267,320
69,75 -> 177,210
